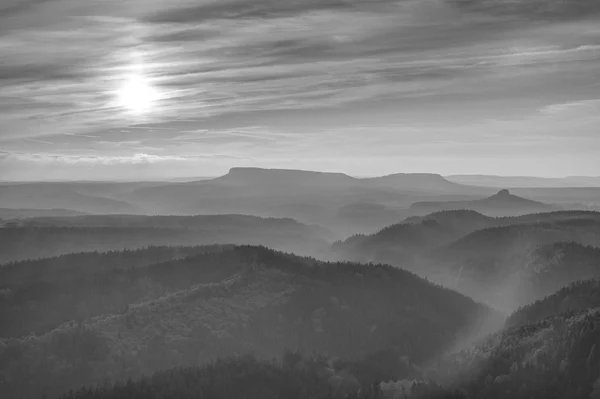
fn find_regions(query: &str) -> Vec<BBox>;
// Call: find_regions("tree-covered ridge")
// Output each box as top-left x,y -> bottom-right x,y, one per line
335,210 -> 600,267
430,308 -> 600,399
0,245 -> 231,337
507,279 -> 600,328
0,245 -> 228,285
334,210 -> 600,311
0,246 -> 500,399
426,240 -> 600,313
56,352 -> 467,399
0,214 -> 331,263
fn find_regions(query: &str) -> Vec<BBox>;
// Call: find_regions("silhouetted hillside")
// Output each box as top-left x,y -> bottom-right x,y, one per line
0,215 -> 330,263
0,246 -> 500,399
411,189 -> 556,217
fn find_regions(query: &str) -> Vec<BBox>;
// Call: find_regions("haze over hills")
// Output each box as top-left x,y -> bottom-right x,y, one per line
0,246 -> 501,399
447,175 -> 600,188
2,179 -> 600,398
334,210 -> 600,312
411,189 -> 557,217
506,279 -> 600,328
2,169 -> 600,238
0,215 -> 331,263
0,183 -> 145,215
3,0 -> 600,394
432,306 -> 600,399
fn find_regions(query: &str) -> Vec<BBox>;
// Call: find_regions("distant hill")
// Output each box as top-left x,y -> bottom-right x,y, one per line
410,189 -> 557,217
334,210 -> 600,311
331,202 -> 409,235
332,215 -> 477,265
0,246 -> 500,399
125,168 -> 489,234
3,170 -> 599,236
214,167 -> 358,189
363,173 -> 469,193
447,175 -> 600,188
0,215 -> 331,263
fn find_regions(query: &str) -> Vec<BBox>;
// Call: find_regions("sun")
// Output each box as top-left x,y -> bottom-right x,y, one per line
116,75 -> 158,114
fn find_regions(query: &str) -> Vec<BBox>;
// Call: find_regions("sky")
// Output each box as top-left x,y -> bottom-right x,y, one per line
1,0 -> 599,181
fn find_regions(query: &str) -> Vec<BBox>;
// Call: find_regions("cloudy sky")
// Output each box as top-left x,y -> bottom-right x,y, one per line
1,0 -> 599,180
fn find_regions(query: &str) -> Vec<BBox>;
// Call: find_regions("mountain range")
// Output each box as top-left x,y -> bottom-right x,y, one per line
5,167 -> 599,237
2,168 -> 600,399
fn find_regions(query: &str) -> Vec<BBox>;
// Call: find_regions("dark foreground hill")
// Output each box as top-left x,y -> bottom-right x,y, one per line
57,353 -> 465,399
0,245 -> 229,337
0,214 -> 331,263
0,246 -> 500,399
432,307 -> 600,399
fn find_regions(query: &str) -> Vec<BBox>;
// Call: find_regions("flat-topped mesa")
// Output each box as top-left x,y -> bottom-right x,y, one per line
218,167 -> 356,187
216,168 -> 463,192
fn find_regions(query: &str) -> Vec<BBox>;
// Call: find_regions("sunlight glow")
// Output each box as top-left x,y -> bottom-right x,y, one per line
116,75 -> 158,114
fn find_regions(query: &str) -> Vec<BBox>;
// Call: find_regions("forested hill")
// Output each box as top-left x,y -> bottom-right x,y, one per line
0,214 -> 331,263
334,210 -> 600,311
432,308 -> 600,399
506,279 -> 600,328
0,246 -> 501,399
57,353 -> 466,399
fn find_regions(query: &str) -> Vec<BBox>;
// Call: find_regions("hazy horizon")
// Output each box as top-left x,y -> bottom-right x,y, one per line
1,0 -> 600,181
1,167 -> 600,183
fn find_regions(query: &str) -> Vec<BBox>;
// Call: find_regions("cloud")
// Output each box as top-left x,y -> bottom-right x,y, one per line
1,0 -> 600,178
539,99 -> 600,115
6,152 -> 186,165
449,0 -> 600,20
